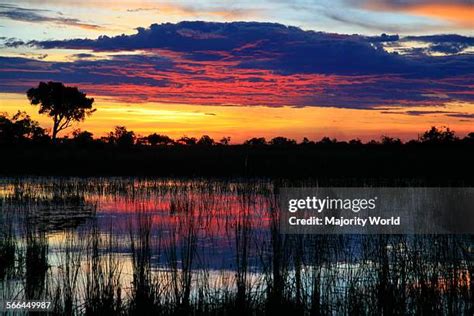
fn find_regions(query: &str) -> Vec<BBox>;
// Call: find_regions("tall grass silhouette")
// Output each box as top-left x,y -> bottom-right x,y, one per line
0,177 -> 472,315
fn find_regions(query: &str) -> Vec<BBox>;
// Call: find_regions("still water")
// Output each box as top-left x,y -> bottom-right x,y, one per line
0,177 -> 472,314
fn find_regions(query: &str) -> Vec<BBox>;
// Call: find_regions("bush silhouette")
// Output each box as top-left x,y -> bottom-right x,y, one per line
0,111 -> 48,144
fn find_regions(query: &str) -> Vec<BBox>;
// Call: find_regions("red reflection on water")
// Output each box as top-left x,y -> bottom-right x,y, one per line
86,192 -> 273,245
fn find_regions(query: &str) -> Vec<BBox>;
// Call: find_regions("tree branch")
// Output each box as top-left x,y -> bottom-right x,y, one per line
57,118 -> 72,132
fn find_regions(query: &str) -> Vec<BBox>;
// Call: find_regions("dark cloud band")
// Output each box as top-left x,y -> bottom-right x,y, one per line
1,21 -> 473,109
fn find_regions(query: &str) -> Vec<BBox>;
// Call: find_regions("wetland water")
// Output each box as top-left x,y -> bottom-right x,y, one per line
0,177 -> 472,315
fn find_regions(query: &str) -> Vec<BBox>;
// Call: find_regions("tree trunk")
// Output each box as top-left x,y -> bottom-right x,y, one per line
52,115 -> 59,140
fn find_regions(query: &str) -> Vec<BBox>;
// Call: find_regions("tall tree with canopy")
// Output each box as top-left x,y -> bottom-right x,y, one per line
27,81 -> 95,140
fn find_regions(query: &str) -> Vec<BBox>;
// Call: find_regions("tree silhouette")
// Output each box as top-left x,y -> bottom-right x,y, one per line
27,82 -> 95,140
420,126 -> 457,144
219,136 -> 231,145
269,136 -> 296,146
348,138 -> 362,145
107,126 -> 135,147
319,136 -> 337,145
197,135 -> 215,146
381,136 -> 402,145
301,137 -> 314,145
244,137 -> 267,146
177,136 -> 197,145
147,133 -> 174,146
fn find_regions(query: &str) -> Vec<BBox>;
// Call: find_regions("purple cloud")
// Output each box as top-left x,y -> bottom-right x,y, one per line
1,21 -> 473,109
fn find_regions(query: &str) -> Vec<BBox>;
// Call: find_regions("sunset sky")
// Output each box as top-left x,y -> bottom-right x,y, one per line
1,0 -> 473,142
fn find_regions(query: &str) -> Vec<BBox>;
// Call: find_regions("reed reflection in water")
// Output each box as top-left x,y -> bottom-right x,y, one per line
0,178 -> 473,315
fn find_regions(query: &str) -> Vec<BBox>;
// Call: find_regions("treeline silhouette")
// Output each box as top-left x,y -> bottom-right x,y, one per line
1,111 -> 473,146
1,111 -> 473,181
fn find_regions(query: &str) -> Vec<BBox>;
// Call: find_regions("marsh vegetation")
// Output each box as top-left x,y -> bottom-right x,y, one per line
0,177 -> 473,315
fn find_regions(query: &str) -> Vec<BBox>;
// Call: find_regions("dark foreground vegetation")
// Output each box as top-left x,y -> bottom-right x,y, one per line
1,112 -> 473,181
1,178 -> 473,315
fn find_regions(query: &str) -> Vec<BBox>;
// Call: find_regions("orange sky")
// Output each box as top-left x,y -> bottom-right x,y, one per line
363,2 -> 474,29
1,2 -> 473,142
2,93 -> 472,143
